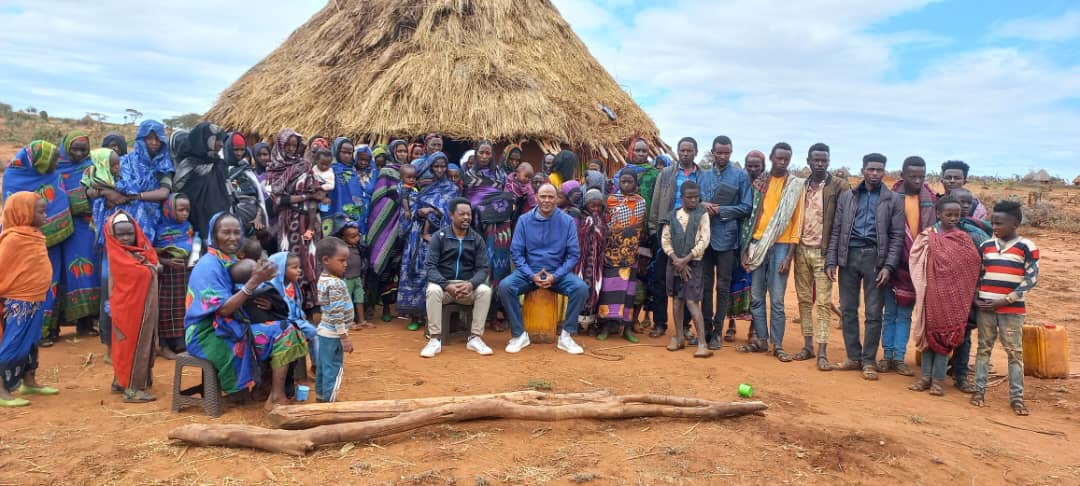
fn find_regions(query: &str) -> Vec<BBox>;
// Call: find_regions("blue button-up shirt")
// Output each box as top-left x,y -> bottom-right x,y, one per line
851,182 -> 880,247
699,163 -> 752,251
673,166 -> 700,210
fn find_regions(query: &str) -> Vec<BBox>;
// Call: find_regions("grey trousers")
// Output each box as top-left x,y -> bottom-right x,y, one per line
838,246 -> 884,366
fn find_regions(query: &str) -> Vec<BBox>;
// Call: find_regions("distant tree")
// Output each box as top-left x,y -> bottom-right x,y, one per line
164,113 -> 202,130
124,108 -> 143,124
0,102 -> 12,118
80,114 -> 95,124
25,106 -> 37,114
86,112 -> 108,123
39,110 -> 48,121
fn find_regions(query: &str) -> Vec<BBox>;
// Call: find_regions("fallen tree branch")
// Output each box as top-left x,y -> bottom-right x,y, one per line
170,396 -> 768,455
269,390 -> 613,429
985,418 -> 1067,438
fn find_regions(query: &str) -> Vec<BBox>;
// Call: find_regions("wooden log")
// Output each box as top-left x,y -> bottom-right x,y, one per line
169,397 -> 768,456
269,390 -> 613,429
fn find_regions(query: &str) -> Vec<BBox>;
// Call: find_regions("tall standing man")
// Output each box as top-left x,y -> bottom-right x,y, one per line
940,160 -> 988,220
647,137 -> 702,342
737,142 -> 805,360
791,143 -> 849,369
698,135 -> 752,350
826,153 -> 905,381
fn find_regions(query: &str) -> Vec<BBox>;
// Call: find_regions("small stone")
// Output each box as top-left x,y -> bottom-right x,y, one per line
930,456 -> 944,465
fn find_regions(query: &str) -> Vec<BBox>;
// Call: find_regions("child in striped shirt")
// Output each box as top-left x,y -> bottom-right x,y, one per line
315,237 -> 354,402
971,201 -> 1039,416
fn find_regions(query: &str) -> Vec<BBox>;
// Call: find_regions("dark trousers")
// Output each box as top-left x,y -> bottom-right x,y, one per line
838,246 -> 884,366
650,240 -> 670,330
950,325 -> 975,382
701,248 -> 736,338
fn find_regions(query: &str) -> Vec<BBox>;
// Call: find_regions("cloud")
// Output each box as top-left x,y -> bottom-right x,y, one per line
992,9 -> 1080,42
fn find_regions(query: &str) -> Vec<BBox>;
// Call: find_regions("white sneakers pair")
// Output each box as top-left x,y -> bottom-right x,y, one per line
504,331 -> 584,355
420,336 -> 494,358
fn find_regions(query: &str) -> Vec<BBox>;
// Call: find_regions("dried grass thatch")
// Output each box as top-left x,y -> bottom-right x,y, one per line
205,0 -> 668,164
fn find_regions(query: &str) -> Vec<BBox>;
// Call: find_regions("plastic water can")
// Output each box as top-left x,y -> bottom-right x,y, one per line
1022,324 -> 1070,378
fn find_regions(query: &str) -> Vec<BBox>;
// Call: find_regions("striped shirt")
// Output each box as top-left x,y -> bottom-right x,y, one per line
317,273 -> 354,338
977,236 -> 1039,314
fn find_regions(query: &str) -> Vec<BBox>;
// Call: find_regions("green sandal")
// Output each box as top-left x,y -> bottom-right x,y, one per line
623,331 -> 639,343
0,397 -> 31,407
407,321 -> 422,331
596,330 -> 609,341
19,384 -> 59,396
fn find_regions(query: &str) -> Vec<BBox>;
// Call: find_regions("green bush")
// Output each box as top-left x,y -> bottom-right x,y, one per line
30,126 -> 64,144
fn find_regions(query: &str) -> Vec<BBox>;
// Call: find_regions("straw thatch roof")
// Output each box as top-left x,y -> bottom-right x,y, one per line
1072,174 -> 1080,186
1033,169 -> 1051,182
205,0 -> 668,163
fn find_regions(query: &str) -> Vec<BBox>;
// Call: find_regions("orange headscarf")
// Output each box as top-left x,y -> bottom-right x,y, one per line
0,192 -> 52,301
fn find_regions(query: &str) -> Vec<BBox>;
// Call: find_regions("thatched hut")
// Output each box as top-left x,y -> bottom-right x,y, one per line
205,0 -> 668,170
1072,174 -> 1080,186
1032,169 -> 1052,185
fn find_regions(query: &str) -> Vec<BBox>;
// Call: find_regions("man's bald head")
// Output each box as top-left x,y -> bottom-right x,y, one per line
536,183 -> 558,216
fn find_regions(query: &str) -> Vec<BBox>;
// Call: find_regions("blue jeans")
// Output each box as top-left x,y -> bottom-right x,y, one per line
497,271 -> 588,338
315,336 -> 343,402
881,286 -> 913,361
750,243 -> 792,348
974,309 -> 1024,401
920,349 -> 949,381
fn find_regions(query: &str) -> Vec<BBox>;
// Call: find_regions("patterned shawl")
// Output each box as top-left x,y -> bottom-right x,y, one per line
889,180 -> 938,306
102,132 -> 128,155
327,137 -> 365,224
2,141 -> 72,247
366,140 -> 406,275
57,130 -> 94,216
153,194 -> 194,258
741,172 -> 805,271
112,120 -> 173,242
910,224 -> 981,354
265,129 -> 308,197
501,144 -> 523,172
605,192 -> 647,267
575,205 -> 608,311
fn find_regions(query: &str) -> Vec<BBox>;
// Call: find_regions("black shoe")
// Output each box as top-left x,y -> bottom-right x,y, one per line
686,333 -> 699,346
707,334 -> 722,350
648,327 -> 667,338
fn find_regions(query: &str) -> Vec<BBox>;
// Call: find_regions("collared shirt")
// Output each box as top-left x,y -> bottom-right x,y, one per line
699,163 -> 752,251
800,179 -> 826,247
850,182 -> 880,247
673,165 -> 700,210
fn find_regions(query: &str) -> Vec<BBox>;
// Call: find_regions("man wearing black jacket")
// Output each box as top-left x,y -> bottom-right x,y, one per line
421,198 -> 493,358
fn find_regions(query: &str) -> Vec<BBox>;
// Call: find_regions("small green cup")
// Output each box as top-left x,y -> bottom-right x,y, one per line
738,383 -> 753,398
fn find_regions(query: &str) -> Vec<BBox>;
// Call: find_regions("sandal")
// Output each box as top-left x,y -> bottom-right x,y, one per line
833,359 -> 861,371
724,327 -> 736,342
970,392 -> 985,407
908,377 -> 931,392
791,348 -> 815,361
862,365 -> 879,381
1011,400 -> 1029,416
18,384 -> 59,396
39,336 -> 56,348
929,381 -> 944,396
774,348 -> 793,363
406,321 -> 422,331
817,357 -> 833,371
649,327 -> 667,338
380,311 -> 393,322
623,331 -> 640,344
876,359 -> 893,373
596,330 -> 609,341
0,397 -> 31,407
666,336 -> 685,351
954,379 -> 976,394
736,340 -> 769,353
122,389 -> 157,403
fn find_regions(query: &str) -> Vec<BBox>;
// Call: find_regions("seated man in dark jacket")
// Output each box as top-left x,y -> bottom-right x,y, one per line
420,198 -> 493,358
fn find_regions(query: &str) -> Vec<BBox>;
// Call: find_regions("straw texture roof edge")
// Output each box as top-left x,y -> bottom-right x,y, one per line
205,0 -> 667,160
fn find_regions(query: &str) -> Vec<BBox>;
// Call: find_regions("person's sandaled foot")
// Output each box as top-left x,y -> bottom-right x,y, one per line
791,347 -> 815,361
908,376 -> 931,392
631,320 -> 644,334
694,346 -> 713,358
649,327 -> 667,338
1011,400 -> 1029,416
666,336 -> 685,351
893,361 -> 915,377
817,357 -> 833,371
833,359 -> 861,371
623,330 -> 639,343
724,327 -> 736,342
774,348 -> 793,362
39,336 -> 56,348
0,397 -> 30,407
876,359 -> 893,373
406,320 -> 422,331
18,384 -> 59,396
596,330 -> 609,341
954,379 -> 976,394
736,340 -> 768,353
380,311 -> 393,322
862,365 -> 879,381
970,391 -> 985,407
111,380 -> 123,394
492,319 -> 508,333
122,389 -> 157,403
928,380 -> 945,396
686,333 -> 699,346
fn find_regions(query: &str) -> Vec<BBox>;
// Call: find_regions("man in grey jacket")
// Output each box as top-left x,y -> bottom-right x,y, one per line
825,153 -> 905,381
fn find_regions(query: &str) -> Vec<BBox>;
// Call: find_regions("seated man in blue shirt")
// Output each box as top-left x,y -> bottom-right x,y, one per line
497,183 -> 589,355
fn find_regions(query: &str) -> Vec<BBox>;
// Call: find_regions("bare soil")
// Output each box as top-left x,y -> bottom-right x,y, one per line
1,187 -> 1078,486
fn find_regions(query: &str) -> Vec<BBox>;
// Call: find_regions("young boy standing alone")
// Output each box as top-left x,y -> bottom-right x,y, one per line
315,237 -> 355,402
971,201 -> 1039,415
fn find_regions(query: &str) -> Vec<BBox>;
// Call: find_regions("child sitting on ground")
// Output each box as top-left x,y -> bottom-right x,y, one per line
661,181 -> 712,358
971,201 -> 1039,416
907,195 -> 982,397
315,237 -> 355,402
333,219 -> 373,330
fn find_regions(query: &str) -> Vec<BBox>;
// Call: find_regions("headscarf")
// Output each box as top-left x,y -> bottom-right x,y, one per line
326,137 -> 366,226
744,150 -> 766,174
0,192 -> 52,301
112,120 -> 174,242
223,132 -> 248,166
655,154 -> 674,168
57,129 -> 94,215
265,129 -> 308,196
585,170 -> 606,196
174,122 -> 229,242
414,152 -> 459,227
448,163 -> 461,173
102,132 -> 128,156
584,188 -> 604,206
2,141 -> 72,247
459,149 -> 475,170
371,144 -> 389,167
169,129 -> 190,161
153,194 -> 194,258
387,139 -> 408,167
251,142 -> 270,174
87,147 -> 116,189
560,180 -> 583,209
550,149 -> 578,188
501,144 -> 523,171
407,142 -> 425,163
354,144 -> 377,179
187,122 -> 223,159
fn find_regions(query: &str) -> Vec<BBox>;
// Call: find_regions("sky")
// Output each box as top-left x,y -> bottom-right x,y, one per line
1,0 -> 1078,178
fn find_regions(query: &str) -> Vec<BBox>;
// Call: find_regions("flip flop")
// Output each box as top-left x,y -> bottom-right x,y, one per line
816,357 -> 833,371
622,331 -> 639,344
774,348 -> 794,362
123,389 -> 157,403
0,397 -> 30,407
724,328 -> 736,342
1011,400 -> 1029,416
18,385 -> 59,396
791,348 -> 815,361
862,365 -> 879,381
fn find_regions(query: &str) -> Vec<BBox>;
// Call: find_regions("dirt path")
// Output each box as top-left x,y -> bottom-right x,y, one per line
1,231 -> 1077,485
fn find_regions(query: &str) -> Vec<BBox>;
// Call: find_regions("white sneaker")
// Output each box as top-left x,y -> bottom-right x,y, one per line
505,332 -> 531,353
420,338 -> 442,358
557,331 -> 584,355
467,336 -> 494,356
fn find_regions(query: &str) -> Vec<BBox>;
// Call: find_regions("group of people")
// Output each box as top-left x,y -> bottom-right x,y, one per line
0,124 -> 1038,417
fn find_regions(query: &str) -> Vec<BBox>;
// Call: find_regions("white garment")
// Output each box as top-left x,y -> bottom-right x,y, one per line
314,166 -> 335,192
